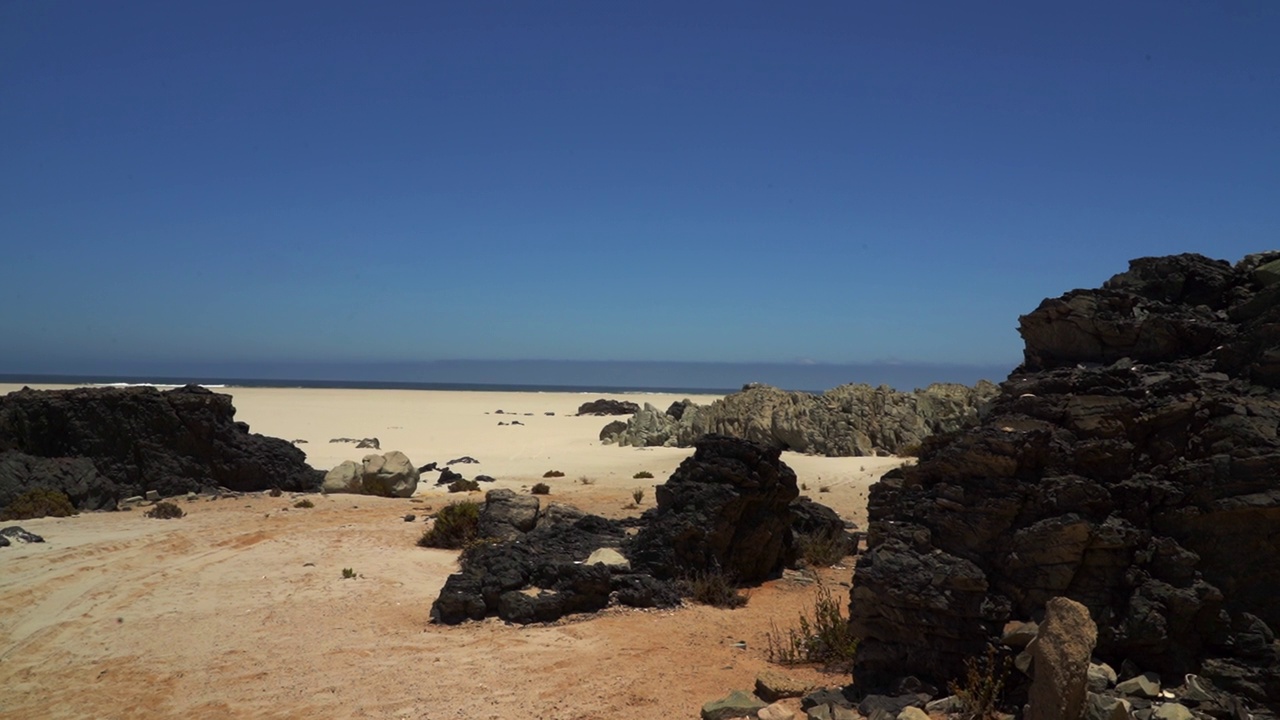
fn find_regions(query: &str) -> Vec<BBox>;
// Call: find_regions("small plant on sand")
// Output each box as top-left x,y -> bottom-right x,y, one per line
268,487 -> 282,497
631,487 -> 645,504
342,567 -> 357,579
418,500 -> 481,549
683,566 -> 748,609
633,470 -> 654,479
145,501 -> 185,519
293,498 -> 315,509
531,482 -> 551,495
543,470 -> 565,478
765,583 -> 858,670
1,488 -> 77,520
448,478 -> 480,493
949,645 -> 1012,720
578,475 -> 595,485
795,529 -> 852,568
800,482 -> 809,491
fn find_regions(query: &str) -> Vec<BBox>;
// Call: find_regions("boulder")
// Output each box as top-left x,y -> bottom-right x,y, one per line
322,460 -> 362,494
1026,597 -> 1098,720
585,547 -> 630,570
701,689 -> 766,720
0,526 -> 45,544
0,384 -> 320,512
629,435 -> 799,582
756,669 -> 812,701
576,399 -> 641,416
477,489 -> 540,541
360,451 -> 418,498
848,253 -> 1280,717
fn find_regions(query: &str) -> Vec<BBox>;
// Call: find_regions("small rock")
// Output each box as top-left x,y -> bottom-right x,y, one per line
475,475 -> 496,483
1152,703 -> 1192,720
1002,620 -> 1040,648
1116,672 -> 1161,699
1089,662 -> 1118,692
756,669 -> 812,701
446,456 -> 479,465
404,514 -> 416,522
898,708 -> 929,720
585,547 -> 630,570
701,689 -> 766,720
144,490 -> 160,502
802,689 -> 853,711
925,696 -> 963,714
117,495 -> 145,510
1085,693 -> 1131,720
759,702 -> 796,720
806,706 -> 833,720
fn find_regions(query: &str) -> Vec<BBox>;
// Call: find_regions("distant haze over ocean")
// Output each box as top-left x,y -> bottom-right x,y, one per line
1,359 -> 1016,394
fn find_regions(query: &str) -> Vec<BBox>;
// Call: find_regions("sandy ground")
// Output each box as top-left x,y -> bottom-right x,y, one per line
0,385 -> 906,719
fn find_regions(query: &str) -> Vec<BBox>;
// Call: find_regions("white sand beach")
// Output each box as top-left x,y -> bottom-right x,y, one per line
0,384 -> 903,719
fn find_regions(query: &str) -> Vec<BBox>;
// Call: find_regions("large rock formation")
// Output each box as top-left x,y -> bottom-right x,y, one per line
0,384 -> 321,511
576,398 -> 641,416
848,253 -> 1280,715
600,382 -> 998,456
430,435 -> 811,624
629,434 -> 799,582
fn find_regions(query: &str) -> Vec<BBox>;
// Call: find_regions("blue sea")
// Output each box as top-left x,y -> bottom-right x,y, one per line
0,359 -> 1013,395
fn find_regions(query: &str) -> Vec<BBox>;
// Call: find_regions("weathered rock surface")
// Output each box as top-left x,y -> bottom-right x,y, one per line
1027,597 -> 1098,720
701,689 -> 766,720
430,436 -> 815,624
0,525 -> 45,545
576,399 -> 640,416
848,253 -> 1280,716
629,435 -> 799,582
360,451 -> 418,497
321,460 -> 362,494
0,385 -> 321,512
601,382 -> 998,456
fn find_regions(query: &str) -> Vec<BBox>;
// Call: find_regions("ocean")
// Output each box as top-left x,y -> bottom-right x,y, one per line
0,359 -> 1014,395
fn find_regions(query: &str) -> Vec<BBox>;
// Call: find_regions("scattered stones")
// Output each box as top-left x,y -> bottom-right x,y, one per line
1027,597 -> 1098,720
701,689 -> 766,720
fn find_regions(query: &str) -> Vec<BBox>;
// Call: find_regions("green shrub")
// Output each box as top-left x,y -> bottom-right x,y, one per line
531,483 -> 551,495
766,583 -> 858,670
795,529 -> 852,568
633,471 -> 654,479
1,488 -> 76,520
294,499 -> 315,509
543,470 -> 565,478
342,567 -> 357,579
448,478 -> 480,493
145,501 -> 185,519
631,487 -> 645,504
683,567 -> 748,609
949,645 -> 1012,720
418,501 -> 481,549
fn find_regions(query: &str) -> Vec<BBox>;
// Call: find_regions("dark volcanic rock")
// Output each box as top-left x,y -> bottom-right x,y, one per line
629,435 -> 799,582
0,385 -> 321,512
576,399 -> 641,416
848,253 -> 1280,715
0,525 -> 45,544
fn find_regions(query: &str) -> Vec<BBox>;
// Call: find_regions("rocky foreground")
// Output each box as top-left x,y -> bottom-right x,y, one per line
850,253 -> 1280,716
0,384 -> 321,511
600,381 -> 998,457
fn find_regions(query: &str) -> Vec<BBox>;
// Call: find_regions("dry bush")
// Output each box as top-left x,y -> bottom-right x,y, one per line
418,501 -> 481,549
531,483 -> 551,495
294,499 -> 315,508
633,470 -> 654,479
1,488 -> 76,520
948,645 -> 1012,720
682,567 -> 748,609
145,501 -> 185,519
795,529 -> 852,567
766,583 -> 858,670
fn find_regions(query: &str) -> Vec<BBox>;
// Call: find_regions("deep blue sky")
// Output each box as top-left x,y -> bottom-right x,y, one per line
3,1 -> 1278,377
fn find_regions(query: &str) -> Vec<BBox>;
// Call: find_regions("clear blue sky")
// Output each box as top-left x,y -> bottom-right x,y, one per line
3,1 -> 1278,375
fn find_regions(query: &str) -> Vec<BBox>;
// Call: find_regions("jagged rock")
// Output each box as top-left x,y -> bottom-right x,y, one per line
360,451 -> 419,498
599,420 -> 628,441
576,399 -> 640,416
585,547 -> 630,570
436,468 -> 463,485
0,385 -> 320,512
475,474 -> 496,483
667,399 -> 694,420
1086,693 -> 1132,720
1027,597 -> 1098,720
355,438 -> 380,449
848,253 -> 1280,717
701,689 -> 766,720
418,462 -> 438,473
322,458 -> 363,491
802,688 -> 855,710
1089,663 -> 1118,692
629,435 -> 799,582
600,382 -> 998,456
446,456 -> 478,465
759,702 -> 796,720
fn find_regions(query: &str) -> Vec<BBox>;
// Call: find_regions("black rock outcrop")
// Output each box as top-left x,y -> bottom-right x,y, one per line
575,399 -> 641,416
0,385 -> 321,511
629,434 -> 799,583
848,253 -> 1280,713
430,435 -> 811,624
